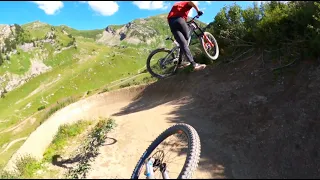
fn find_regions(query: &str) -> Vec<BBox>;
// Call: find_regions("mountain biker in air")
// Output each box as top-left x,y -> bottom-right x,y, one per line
167,1 -> 206,71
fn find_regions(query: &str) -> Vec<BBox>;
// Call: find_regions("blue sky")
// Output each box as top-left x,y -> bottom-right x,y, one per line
0,1 -> 257,30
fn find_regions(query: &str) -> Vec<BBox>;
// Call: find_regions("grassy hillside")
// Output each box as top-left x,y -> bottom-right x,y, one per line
0,15 -> 170,166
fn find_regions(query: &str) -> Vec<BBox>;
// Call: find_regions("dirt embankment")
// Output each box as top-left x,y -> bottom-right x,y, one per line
6,58 -> 320,179
92,59 -> 320,179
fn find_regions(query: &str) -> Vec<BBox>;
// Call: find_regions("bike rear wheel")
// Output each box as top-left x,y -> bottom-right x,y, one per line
131,123 -> 201,179
200,32 -> 219,60
146,48 -> 180,79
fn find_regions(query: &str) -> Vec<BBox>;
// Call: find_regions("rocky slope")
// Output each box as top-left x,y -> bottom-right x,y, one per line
96,14 -> 206,46
0,22 -> 76,97
97,14 -> 169,46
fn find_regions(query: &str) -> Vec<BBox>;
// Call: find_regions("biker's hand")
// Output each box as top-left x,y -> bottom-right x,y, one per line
197,10 -> 203,16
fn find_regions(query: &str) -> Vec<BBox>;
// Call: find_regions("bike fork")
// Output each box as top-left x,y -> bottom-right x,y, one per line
203,34 -> 214,48
145,158 -> 155,179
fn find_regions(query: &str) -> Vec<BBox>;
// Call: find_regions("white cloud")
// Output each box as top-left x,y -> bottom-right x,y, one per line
87,1 -> 119,16
205,1 -> 211,4
32,1 -> 64,15
189,10 -> 194,17
78,1 -> 87,3
132,1 -> 168,10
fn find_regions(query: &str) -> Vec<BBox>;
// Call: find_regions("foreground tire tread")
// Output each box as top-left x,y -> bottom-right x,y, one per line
131,123 -> 201,179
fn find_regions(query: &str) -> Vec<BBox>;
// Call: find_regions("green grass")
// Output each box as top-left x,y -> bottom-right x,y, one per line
66,118 -> 116,179
43,120 -> 92,162
0,154 -> 42,179
0,72 -> 62,127
15,155 -> 42,178
62,27 -> 103,40
116,73 -> 156,89
1,120 -> 93,179
107,24 -> 123,31
0,49 -> 32,75
0,140 -> 26,167
44,46 -> 78,67
21,22 -> 51,40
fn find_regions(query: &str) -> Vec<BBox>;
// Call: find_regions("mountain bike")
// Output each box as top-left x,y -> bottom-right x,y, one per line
130,123 -> 201,179
146,14 -> 219,79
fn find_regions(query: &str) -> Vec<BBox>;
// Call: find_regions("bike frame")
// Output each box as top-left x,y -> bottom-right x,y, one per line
186,15 -> 215,48
160,15 -> 214,67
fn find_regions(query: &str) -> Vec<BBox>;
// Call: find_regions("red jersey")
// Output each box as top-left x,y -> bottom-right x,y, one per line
167,1 -> 192,21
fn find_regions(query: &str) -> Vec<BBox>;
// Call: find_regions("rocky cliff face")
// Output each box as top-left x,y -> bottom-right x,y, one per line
96,14 -> 170,46
0,22 -> 76,97
0,25 -> 16,53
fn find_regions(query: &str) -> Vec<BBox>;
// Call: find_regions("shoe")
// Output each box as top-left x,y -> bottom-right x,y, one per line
193,63 -> 206,71
178,61 -> 191,69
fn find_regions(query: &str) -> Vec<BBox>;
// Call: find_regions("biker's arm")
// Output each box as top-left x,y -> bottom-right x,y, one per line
188,1 -> 200,13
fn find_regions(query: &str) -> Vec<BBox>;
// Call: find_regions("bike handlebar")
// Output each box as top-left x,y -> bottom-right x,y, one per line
187,14 -> 201,24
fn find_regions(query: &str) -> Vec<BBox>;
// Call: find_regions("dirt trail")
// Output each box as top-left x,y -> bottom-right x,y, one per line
4,83 -> 215,178
5,60 -> 320,179
5,85 -> 146,172
87,61 -> 320,179
86,99 -> 216,179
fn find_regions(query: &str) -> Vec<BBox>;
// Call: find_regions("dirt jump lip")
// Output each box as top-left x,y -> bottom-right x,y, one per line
4,84 -> 150,172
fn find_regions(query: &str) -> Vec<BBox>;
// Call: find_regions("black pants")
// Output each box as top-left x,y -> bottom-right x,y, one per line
168,17 -> 196,66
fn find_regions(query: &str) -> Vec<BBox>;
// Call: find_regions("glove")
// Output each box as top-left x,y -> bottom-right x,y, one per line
197,11 -> 203,16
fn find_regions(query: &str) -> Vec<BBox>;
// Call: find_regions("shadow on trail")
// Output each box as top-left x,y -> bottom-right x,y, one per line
51,137 -> 118,169
52,154 -> 81,169
113,63 -> 320,179
112,74 -> 193,116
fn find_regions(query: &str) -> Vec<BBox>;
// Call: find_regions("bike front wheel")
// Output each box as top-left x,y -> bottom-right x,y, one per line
131,123 -> 201,179
146,48 -> 179,79
200,32 -> 219,61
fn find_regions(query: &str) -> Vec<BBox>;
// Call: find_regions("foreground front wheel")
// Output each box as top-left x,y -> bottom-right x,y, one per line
131,123 -> 201,179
